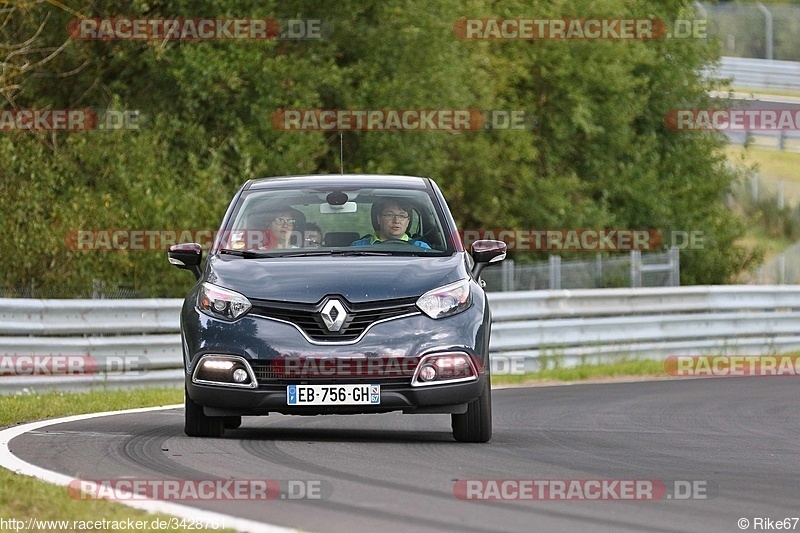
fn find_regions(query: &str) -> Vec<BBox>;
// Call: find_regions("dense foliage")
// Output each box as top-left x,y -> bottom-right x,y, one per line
0,0 -> 756,297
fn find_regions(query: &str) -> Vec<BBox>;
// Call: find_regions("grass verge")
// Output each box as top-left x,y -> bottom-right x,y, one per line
726,145 -> 800,207
0,388 -> 182,427
0,387 -> 237,533
491,358 -> 668,386
725,145 -> 800,276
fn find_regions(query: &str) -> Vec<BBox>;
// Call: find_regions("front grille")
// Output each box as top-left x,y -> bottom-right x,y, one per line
249,295 -> 420,342
250,360 -> 414,385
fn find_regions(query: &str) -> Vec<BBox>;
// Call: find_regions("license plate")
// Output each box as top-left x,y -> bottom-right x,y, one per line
287,384 -> 380,406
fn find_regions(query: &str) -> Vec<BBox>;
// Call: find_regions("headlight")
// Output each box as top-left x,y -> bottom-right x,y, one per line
416,279 -> 472,319
197,282 -> 252,321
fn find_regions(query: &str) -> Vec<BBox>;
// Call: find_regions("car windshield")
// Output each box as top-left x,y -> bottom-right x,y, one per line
218,185 -> 453,256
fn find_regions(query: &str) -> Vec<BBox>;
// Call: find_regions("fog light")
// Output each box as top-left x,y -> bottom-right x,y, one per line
193,355 -> 256,389
419,365 -> 437,381
204,360 -> 234,370
411,352 -> 479,387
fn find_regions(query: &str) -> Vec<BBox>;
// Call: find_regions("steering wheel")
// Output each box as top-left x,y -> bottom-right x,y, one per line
378,238 -> 418,246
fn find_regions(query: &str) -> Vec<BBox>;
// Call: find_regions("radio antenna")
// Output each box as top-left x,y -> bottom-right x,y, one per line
339,133 -> 344,175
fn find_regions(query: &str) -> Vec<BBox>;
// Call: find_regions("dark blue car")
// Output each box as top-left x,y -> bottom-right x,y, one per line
168,175 -> 506,442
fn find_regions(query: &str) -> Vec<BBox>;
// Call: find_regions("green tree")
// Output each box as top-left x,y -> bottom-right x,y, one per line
0,0 -> 757,296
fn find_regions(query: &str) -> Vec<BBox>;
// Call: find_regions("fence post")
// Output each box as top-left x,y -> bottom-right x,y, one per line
669,247 -> 680,286
595,253 -> 603,288
501,258 -> 515,292
693,1 -> 707,19
630,250 -> 642,287
549,255 -> 561,290
92,279 -> 105,300
756,3 -> 773,60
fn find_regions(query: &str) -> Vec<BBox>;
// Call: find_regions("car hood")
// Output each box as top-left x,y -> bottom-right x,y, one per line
204,253 -> 469,303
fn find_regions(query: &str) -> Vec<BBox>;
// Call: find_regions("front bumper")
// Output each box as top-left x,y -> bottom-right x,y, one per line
187,374 -> 487,416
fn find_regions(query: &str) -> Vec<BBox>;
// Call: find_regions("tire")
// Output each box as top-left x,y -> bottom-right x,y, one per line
451,376 -> 492,443
184,388 -> 225,437
223,416 -> 242,429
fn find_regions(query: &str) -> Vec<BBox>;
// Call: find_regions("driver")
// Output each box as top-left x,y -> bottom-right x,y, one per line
351,199 -> 431,249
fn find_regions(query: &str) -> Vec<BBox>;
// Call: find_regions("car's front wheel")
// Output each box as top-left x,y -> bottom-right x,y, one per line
184,388 -> 225,437
451,375 -> 492,443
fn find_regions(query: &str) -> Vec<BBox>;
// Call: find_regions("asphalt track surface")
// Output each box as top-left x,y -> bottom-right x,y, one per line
8,377 -> 800,532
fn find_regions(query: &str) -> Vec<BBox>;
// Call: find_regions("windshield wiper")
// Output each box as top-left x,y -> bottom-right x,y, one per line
218,249 -> 272,258
332,250 -> 393,256
267,251 -> 336,257
279,250 -> 399,257
220,249 -> 341,258
220,249 -> 399,258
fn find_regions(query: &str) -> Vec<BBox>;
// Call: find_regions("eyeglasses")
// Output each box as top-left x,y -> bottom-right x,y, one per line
272,218 -> 296,226
380,212 -> 409,221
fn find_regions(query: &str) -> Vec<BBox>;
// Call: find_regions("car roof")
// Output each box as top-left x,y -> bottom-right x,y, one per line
245,174 -> 430,191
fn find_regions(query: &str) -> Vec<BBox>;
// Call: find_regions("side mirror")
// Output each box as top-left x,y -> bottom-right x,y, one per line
470,239 -> 507,278
168,243 -> 202,280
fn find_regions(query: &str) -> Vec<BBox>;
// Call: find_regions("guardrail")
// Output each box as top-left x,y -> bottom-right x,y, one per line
714,56 -> 800,91
2,285 -> 799,393
0,298 -> 183,393
489,285 -> 800,372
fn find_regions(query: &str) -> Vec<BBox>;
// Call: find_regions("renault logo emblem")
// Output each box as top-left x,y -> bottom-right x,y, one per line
320,299 -> 347,332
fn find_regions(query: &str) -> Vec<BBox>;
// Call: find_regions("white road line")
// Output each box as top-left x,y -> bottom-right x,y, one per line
0,405 -> 302,533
